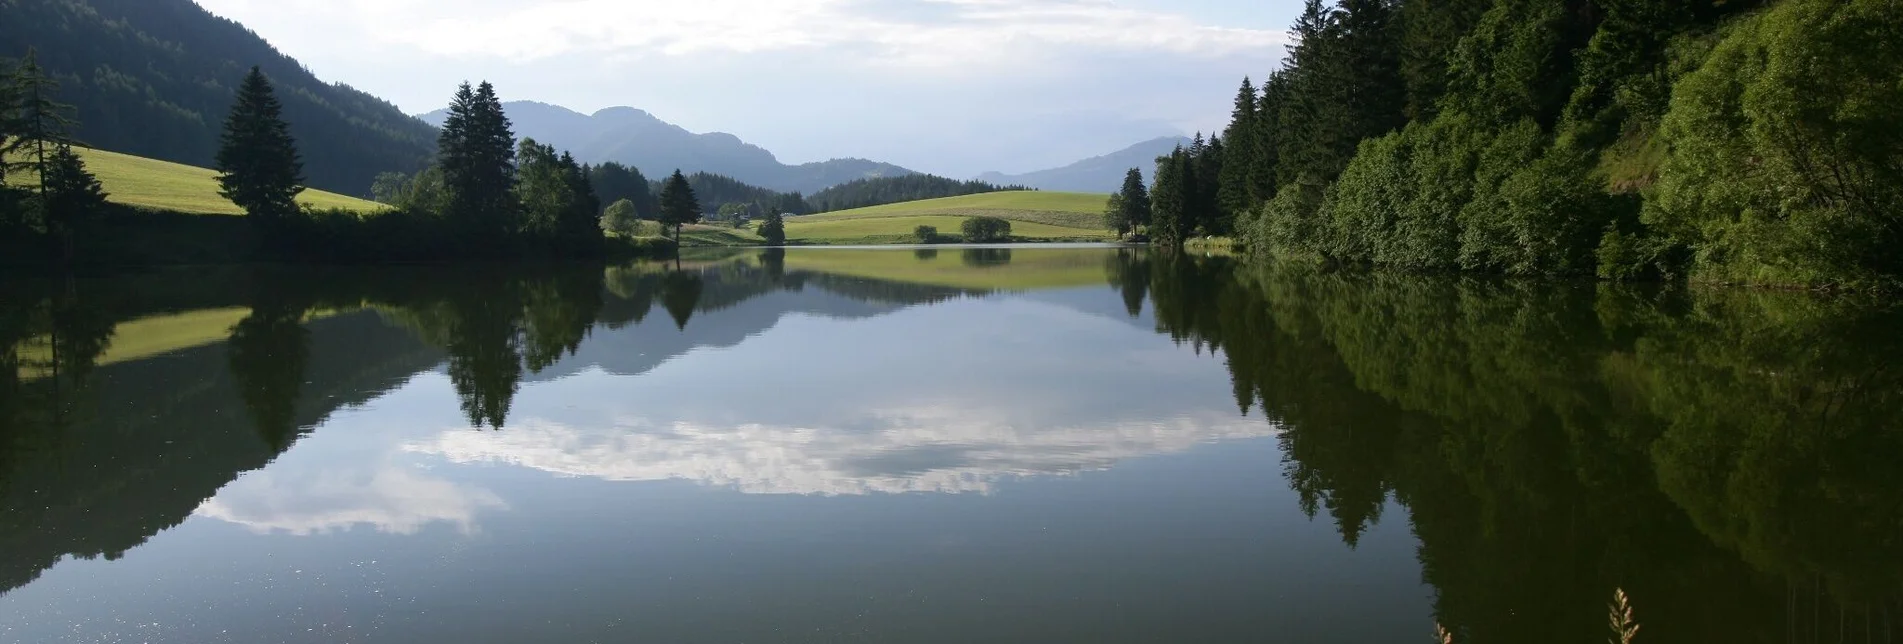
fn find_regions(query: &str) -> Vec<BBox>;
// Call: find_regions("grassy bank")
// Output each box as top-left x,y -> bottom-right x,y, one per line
7,146 -> 385,215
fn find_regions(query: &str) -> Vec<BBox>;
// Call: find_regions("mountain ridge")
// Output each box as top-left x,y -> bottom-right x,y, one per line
420,101 -> 916,194
976,136 -> 1191,193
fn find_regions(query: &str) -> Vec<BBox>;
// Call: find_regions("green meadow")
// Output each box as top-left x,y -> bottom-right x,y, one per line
6,146 -> 384,215
781,191 -> 1115,244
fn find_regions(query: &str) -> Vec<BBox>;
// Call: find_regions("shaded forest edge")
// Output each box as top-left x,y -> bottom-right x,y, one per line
1127,0 -> 1901,291
1,55 -> 676,266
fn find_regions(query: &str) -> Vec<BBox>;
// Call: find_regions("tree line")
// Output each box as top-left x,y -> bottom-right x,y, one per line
805,174 -> 1029,213
2,50 -> 709,263
1119,0 -> 1900,290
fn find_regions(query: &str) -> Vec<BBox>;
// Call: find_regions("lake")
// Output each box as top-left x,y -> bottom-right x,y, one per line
1,246 -> 1899,643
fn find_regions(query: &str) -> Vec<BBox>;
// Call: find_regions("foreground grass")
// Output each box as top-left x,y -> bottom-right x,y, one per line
801,191 -> 1112,230
6,146 -> 384,215
784,215 -> 1115,245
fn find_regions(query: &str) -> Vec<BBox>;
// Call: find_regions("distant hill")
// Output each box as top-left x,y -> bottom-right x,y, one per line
976,136 -> 1191,193
419,101 -> 915,195
0,0 -> 438,196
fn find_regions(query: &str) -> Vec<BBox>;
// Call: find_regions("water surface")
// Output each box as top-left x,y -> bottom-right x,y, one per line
2,247 -> 1899,643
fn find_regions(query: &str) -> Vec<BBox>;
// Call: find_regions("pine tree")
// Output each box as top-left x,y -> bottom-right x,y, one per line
1197,135 -> 1227,235
1151,148 -> 1189,247
557,151 -> 600,253
438,81 -> 517,244
657,169 -> 702,242
41,144 -> 108,261
1218,78 -> 1260,219
1117,167 -> 1152,236
216,67 -> 305,226
2,49 -> 76,202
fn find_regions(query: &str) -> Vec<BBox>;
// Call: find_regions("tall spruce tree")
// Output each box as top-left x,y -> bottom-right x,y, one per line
1218,78 -> 1260,219
216,67 -> 305,226
1197,135 -> 1227,235
2,49 -> 76,201
1109,167 -> 1151,238
1150,148 -> 1190,247
657,169 -> 702,243
41,144 -> 107,261
438,81 -> 518,244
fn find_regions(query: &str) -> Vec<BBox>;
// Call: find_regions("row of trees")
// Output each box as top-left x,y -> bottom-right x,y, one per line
805,174 -> 1028,213
1178,0 -> 1898,289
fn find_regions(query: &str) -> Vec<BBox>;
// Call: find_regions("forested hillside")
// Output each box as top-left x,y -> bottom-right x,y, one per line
806,175 -> 1027,213
0,0 -> 436,195
1179,0 -> 1900,290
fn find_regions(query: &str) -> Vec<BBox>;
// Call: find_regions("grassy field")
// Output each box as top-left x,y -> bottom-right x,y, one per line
762,247 -> 1116,290
5,146 -> 385,215
798,191 -> 1112,231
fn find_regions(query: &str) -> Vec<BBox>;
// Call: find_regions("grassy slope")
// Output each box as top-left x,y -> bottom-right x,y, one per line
786,191 -> 1115,244
7,147 -> 385,215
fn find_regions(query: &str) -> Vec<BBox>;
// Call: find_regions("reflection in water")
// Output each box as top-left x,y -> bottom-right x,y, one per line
1128,252 -> 1903,642
961,247 -> 1012,267
0,248 -> 1901,642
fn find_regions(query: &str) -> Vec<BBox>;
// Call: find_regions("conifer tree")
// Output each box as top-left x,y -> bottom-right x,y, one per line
216,67 -> 305,226
41,144 -> 107,261
1218,78 -> 1260,219
1197,135 -> 1227,235
657,169 -> 702,242
438,81 -> 517,243
1150,148 -> 1190,247
1116,167 -> 1152,236
2,49 -> 76,200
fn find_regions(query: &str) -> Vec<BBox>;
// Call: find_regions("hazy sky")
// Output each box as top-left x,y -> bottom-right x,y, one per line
193,0 -> 1300,177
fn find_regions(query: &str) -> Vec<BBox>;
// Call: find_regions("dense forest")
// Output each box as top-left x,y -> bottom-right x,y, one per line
673,172 -> 811,218
1158,0 -> 1900,290
805,175 -> 1028,213
0,0 -> 436,195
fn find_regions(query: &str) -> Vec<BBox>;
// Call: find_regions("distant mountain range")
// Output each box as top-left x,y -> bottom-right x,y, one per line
419,102 -> 916,195
976,136 -> 1192,193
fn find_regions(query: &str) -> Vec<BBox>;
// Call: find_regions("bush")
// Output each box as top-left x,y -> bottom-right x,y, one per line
600,198 -> 640,237
913,225 -> 938,243
960,217 -> 1011,243
1647,0 -> 1903,289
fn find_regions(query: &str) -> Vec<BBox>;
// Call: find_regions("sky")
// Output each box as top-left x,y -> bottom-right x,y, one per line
192,0 -> 1301,177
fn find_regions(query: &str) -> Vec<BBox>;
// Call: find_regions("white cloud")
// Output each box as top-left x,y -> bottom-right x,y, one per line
196,465 -> 506,536
403,405 -> 1279,496
232,0 -> 1281,65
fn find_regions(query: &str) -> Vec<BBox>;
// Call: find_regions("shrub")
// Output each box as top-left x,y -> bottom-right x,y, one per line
1647,0 -> 1903,289
960,217 -> 1011,243
913,225 -> 938,243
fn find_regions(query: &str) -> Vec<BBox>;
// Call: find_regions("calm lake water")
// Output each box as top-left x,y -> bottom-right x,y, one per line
2,246 -> 1900,643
